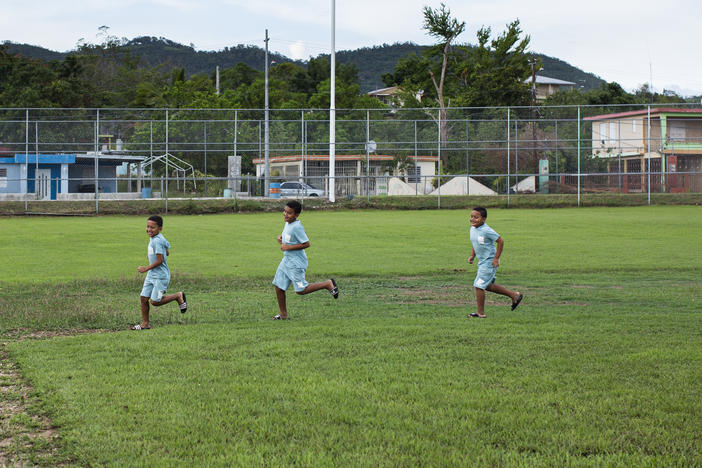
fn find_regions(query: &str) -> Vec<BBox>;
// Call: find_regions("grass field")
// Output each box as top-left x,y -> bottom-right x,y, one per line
1,207 -> 701,466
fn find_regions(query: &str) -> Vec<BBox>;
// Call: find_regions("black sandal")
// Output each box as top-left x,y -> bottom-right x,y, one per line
329,278 -> 339,299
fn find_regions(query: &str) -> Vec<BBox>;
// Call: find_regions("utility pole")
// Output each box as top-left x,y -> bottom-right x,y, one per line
264,29 -> 270,198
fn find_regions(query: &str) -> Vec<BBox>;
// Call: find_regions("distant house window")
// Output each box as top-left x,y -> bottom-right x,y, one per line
669,119 -> 686,142
599,123 -> 607,145
0,168 -> 6,177
609,122 -> 617,145
632,119 -> 637,133
0,168 -> 6,189
407,165 -> 421,183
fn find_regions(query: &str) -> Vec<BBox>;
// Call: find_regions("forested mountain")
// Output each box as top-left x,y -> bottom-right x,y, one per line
4,38 -> 604,93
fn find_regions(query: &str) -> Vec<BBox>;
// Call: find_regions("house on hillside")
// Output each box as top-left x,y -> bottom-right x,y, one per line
524,75 -> 576,100
367,86 -> 424,107
253,153 -> 438,196
584,108 -> 702,193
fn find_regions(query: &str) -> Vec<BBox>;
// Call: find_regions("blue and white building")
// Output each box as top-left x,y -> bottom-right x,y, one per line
0,153 -> 145,200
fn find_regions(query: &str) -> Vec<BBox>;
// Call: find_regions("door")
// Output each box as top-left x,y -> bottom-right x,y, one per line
36,169 -> 51,200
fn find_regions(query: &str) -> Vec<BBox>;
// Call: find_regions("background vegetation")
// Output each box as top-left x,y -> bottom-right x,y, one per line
3,3 -> 696,111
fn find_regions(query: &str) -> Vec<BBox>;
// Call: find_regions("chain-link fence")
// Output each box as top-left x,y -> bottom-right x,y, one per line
1,104 -> 701,212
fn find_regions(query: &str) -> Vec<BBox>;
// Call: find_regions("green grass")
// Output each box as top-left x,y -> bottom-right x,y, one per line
1,207 -> 701,466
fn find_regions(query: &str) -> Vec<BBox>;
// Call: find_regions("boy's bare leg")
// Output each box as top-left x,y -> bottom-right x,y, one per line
474,287 -> 487,317
275,286 -> 289,319
486,283 -> 520,303
139,296 -> 151,328
150,292 -> 184,307
296,279 -> 333,295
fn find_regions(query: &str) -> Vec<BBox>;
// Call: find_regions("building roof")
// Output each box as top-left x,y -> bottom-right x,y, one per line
523,75 -> 576,86
584,108 -> 702,121
367,86 -> 401,96
0,153 -> 145,164
253,154 -> 438,164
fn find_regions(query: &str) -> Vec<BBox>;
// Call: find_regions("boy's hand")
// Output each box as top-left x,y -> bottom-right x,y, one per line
137,266 -> 148,273
277,235 -> 282,244
492,258 -> 500,267
468,255 -> 475,264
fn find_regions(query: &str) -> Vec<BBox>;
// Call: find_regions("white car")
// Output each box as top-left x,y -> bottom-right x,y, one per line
279,181 -> 325,197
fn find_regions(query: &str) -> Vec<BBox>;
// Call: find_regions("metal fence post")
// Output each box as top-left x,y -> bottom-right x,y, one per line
465,119 -> 469,196
35,118 -> 38,206
24,109 -> 29,211
577,106 -> 581,207
95,109 -> 99,214
366,109 -> 370,200
165,109 -> 169,213
647,105 -> 651,205
507,107 -> 511,207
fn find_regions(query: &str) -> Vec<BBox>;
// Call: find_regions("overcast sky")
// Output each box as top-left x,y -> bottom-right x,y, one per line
2,0 -> 701,96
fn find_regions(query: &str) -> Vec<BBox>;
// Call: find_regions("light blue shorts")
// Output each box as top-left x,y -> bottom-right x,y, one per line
272,261 -> 309,293
141,277 -> 170,302
473,264 -> 497,290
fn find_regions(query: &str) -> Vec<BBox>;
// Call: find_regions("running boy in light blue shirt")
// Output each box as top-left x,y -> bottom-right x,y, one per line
468,206 -> 523,318
272,200 -> 338,320
133,215 -> 187,330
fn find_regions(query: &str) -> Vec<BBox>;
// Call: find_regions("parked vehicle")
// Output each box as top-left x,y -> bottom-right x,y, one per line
279,181 -> 325,197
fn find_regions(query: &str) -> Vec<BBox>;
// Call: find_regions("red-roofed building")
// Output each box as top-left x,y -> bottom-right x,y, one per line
252,154 -> 438,196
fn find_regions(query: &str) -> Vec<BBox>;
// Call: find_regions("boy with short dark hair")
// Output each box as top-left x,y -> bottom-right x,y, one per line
133,215 -> 187,330
468,206 -> 523,318
272,200 -> 338,320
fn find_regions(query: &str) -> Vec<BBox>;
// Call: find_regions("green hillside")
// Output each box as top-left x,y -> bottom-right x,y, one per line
4,38 -> 604,94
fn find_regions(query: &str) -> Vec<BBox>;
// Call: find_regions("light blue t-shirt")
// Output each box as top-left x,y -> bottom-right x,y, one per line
470,223 -> 500,266
281,220 -> 309,269
147,233 -> 170,280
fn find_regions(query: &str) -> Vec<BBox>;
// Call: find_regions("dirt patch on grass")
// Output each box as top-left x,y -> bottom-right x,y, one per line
6,328 -> 108,341
0,342 -> 68,466
383,285 -> 471,306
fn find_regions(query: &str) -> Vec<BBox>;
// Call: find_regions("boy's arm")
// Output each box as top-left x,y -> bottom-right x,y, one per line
281,241 -> 310,251
492,237 -> 504,267
468,247 -> 476,264
138,254 -> 164,273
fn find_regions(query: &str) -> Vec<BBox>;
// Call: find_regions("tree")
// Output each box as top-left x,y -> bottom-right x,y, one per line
422,3 -> 465,157
453,20 -> 531,107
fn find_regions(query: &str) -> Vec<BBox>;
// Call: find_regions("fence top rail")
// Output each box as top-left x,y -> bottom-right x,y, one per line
0,103 -> 699,113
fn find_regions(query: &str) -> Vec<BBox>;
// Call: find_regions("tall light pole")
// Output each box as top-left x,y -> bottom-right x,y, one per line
530,56 -> 538,175
264,29 -> 270,197
329,0 -> 336,202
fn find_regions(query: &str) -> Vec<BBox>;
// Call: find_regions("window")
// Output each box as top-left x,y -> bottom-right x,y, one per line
599,123 -> 607,145
632,119 -> 637,133
0,168 -> 7,177
0,168 -> 7,189
669,119 -> 686,142
407,165 -> 421,183
609,122 -> 617,145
